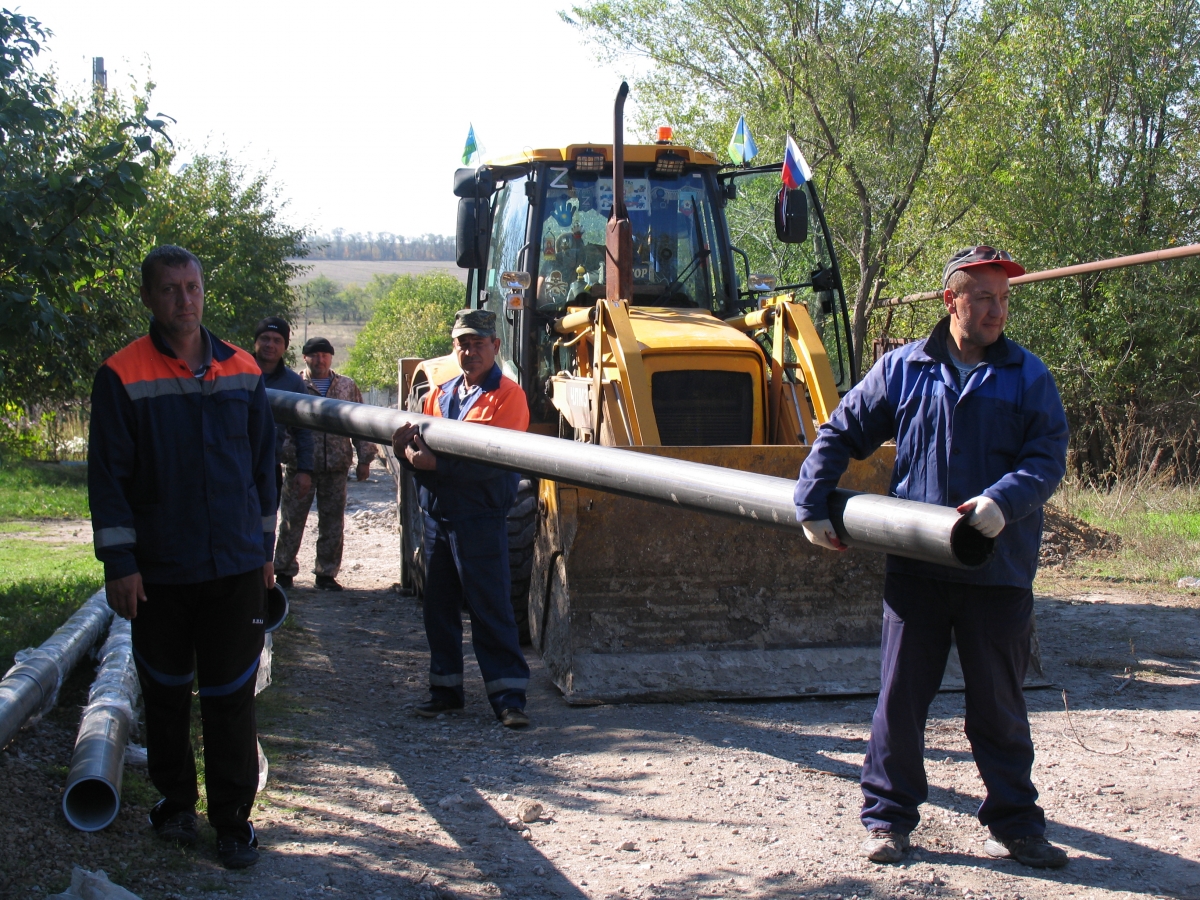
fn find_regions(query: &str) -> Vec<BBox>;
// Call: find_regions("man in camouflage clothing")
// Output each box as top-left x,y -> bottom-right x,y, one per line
275,337 -> 377,591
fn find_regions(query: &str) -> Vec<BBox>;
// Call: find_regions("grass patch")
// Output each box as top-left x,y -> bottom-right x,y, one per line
0,536 -> 103,666
0,458 -> 90,519
1053,481 -> 1200,585
121,766 -> 160,808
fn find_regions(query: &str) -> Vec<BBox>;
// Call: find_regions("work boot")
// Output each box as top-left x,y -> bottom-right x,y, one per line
415,697 -> 464,718
861,830 -> 910,863
499,707 -> 530,729
217,824 -> 260,870
984,834 -> 1068,868
314,575 -> 343,591
149,798 -> 198,847
275,574 -> 293,589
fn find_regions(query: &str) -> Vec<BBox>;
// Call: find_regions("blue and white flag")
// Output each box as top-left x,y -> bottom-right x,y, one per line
461,124 -> 479,166
728,115 -> 759,165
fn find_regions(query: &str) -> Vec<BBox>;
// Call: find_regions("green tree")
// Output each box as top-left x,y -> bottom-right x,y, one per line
141,153 -> 307,350
0,10 -> 168,405
990,0 -> 1200,477
344,273 -> 464,390
297,275 -> 342,324
568,0 -> 1012,372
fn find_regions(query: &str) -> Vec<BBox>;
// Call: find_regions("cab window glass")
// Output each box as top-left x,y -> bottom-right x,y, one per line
536,167 -> 725,313
484,175 -> 530,366
724,172 -> 852,390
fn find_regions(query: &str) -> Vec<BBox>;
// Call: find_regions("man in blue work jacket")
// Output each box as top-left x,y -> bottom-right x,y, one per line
89,245 -> 275,870
252,316 -> 314,511
795,246 -> 1070,868
391,309 -> 532,728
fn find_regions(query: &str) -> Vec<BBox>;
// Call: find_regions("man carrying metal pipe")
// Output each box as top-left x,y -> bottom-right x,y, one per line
88,245 -> 275,869
390,309 -> 532,728
795,246 -> 1070,868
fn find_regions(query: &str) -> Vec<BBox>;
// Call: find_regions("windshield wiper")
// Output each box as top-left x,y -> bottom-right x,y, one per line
659,246 -> 710,302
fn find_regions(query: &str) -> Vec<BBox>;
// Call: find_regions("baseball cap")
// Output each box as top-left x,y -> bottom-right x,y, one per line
302,337 -> 335,356
943,246 -> 1025,287
451,308 -> 497,339
254,316 -> 291,345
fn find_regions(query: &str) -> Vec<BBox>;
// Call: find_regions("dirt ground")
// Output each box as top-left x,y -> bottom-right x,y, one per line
3,460 -> 1198,900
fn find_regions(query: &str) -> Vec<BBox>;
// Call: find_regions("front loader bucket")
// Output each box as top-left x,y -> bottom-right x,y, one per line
529,446 -> 1046,703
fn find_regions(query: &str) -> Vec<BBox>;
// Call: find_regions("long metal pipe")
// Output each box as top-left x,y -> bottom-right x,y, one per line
63,616 -> 139,831
0,591 -> 113,751
876,242 -> 1200,309
268,390 -> 992,569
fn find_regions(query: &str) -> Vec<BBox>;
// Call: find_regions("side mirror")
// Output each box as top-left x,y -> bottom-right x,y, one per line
456,197 -> 488,269
748,273 -> 777,293
774,187 -> 808,244
500,271 -> 530,310
500,271 -> 530,291
453,167 -> 496,198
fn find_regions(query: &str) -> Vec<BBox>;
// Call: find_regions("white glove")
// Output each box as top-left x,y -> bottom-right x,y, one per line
959,495 -> 1005,538
802,519 -> 847,551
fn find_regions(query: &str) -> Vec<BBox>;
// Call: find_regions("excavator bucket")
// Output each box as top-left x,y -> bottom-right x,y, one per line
529,445 -> 1046,703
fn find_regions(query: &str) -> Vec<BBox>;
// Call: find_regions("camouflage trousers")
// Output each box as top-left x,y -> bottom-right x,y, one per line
274,467 -> 347,579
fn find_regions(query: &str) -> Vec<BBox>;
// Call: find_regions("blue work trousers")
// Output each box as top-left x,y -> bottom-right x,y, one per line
860,572 -> 1045,839
422,512 -> 529,716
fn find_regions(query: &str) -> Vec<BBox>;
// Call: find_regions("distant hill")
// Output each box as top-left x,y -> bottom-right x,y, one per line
297,232 -> 454,262
289,259 -> 467,287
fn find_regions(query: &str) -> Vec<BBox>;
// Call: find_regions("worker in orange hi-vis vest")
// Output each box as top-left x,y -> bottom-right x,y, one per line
88,245 -> 273,870
391,309 -> 532,729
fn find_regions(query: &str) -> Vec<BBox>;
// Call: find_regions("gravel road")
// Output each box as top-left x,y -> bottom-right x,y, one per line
2,460 -> 1197,900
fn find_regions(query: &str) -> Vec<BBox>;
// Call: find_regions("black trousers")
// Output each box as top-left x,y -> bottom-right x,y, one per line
132,568 -> 265,837
860,572 -> 1045,839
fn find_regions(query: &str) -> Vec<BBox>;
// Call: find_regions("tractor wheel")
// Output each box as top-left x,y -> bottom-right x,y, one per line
507,478 -> 537,645
398,467 -> 425,598
397,378 -> 430,598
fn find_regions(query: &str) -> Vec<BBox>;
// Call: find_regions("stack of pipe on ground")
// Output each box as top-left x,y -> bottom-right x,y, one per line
62,617 -> 140,832
0,591 -> 113,750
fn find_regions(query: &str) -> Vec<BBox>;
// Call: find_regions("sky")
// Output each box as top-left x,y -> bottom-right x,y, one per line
27,0 -> 641,238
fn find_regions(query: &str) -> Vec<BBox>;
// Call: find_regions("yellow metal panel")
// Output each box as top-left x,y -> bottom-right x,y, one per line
600,298 -> 661,446
769,310 -> 785,442
626,308 -> 764,353
779,301 -> 841,423
484,144 -> 722,168
415,354 -> 462,392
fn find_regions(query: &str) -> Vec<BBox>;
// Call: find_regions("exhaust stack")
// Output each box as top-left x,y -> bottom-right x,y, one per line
605,82 -> 633,302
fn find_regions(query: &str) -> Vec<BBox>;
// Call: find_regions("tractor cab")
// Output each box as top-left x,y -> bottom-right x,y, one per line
452,140 -> 857,420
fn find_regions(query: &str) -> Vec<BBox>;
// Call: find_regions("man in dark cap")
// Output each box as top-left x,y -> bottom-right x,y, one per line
252,317 -> 313,511
795,247 -> 1070,868
391,309 -> 532,728
274,336 -> 377,591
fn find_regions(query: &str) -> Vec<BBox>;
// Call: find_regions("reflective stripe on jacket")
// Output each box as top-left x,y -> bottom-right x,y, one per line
410,363 -> 530,520
88,322 -> 277,584
794,316 -> 1069,588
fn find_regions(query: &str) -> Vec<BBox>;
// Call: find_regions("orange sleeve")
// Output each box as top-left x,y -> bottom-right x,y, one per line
487,378 -> 531,432
423,385 -> 444,418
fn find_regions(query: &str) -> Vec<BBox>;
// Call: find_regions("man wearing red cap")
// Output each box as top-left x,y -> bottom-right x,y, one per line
795,247 -> 1070,868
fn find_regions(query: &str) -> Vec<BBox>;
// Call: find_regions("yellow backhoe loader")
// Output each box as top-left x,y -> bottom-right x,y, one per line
391,86 -> 1015,702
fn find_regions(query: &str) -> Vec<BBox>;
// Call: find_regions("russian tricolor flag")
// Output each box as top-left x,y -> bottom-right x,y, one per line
781,135 -> 813,190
